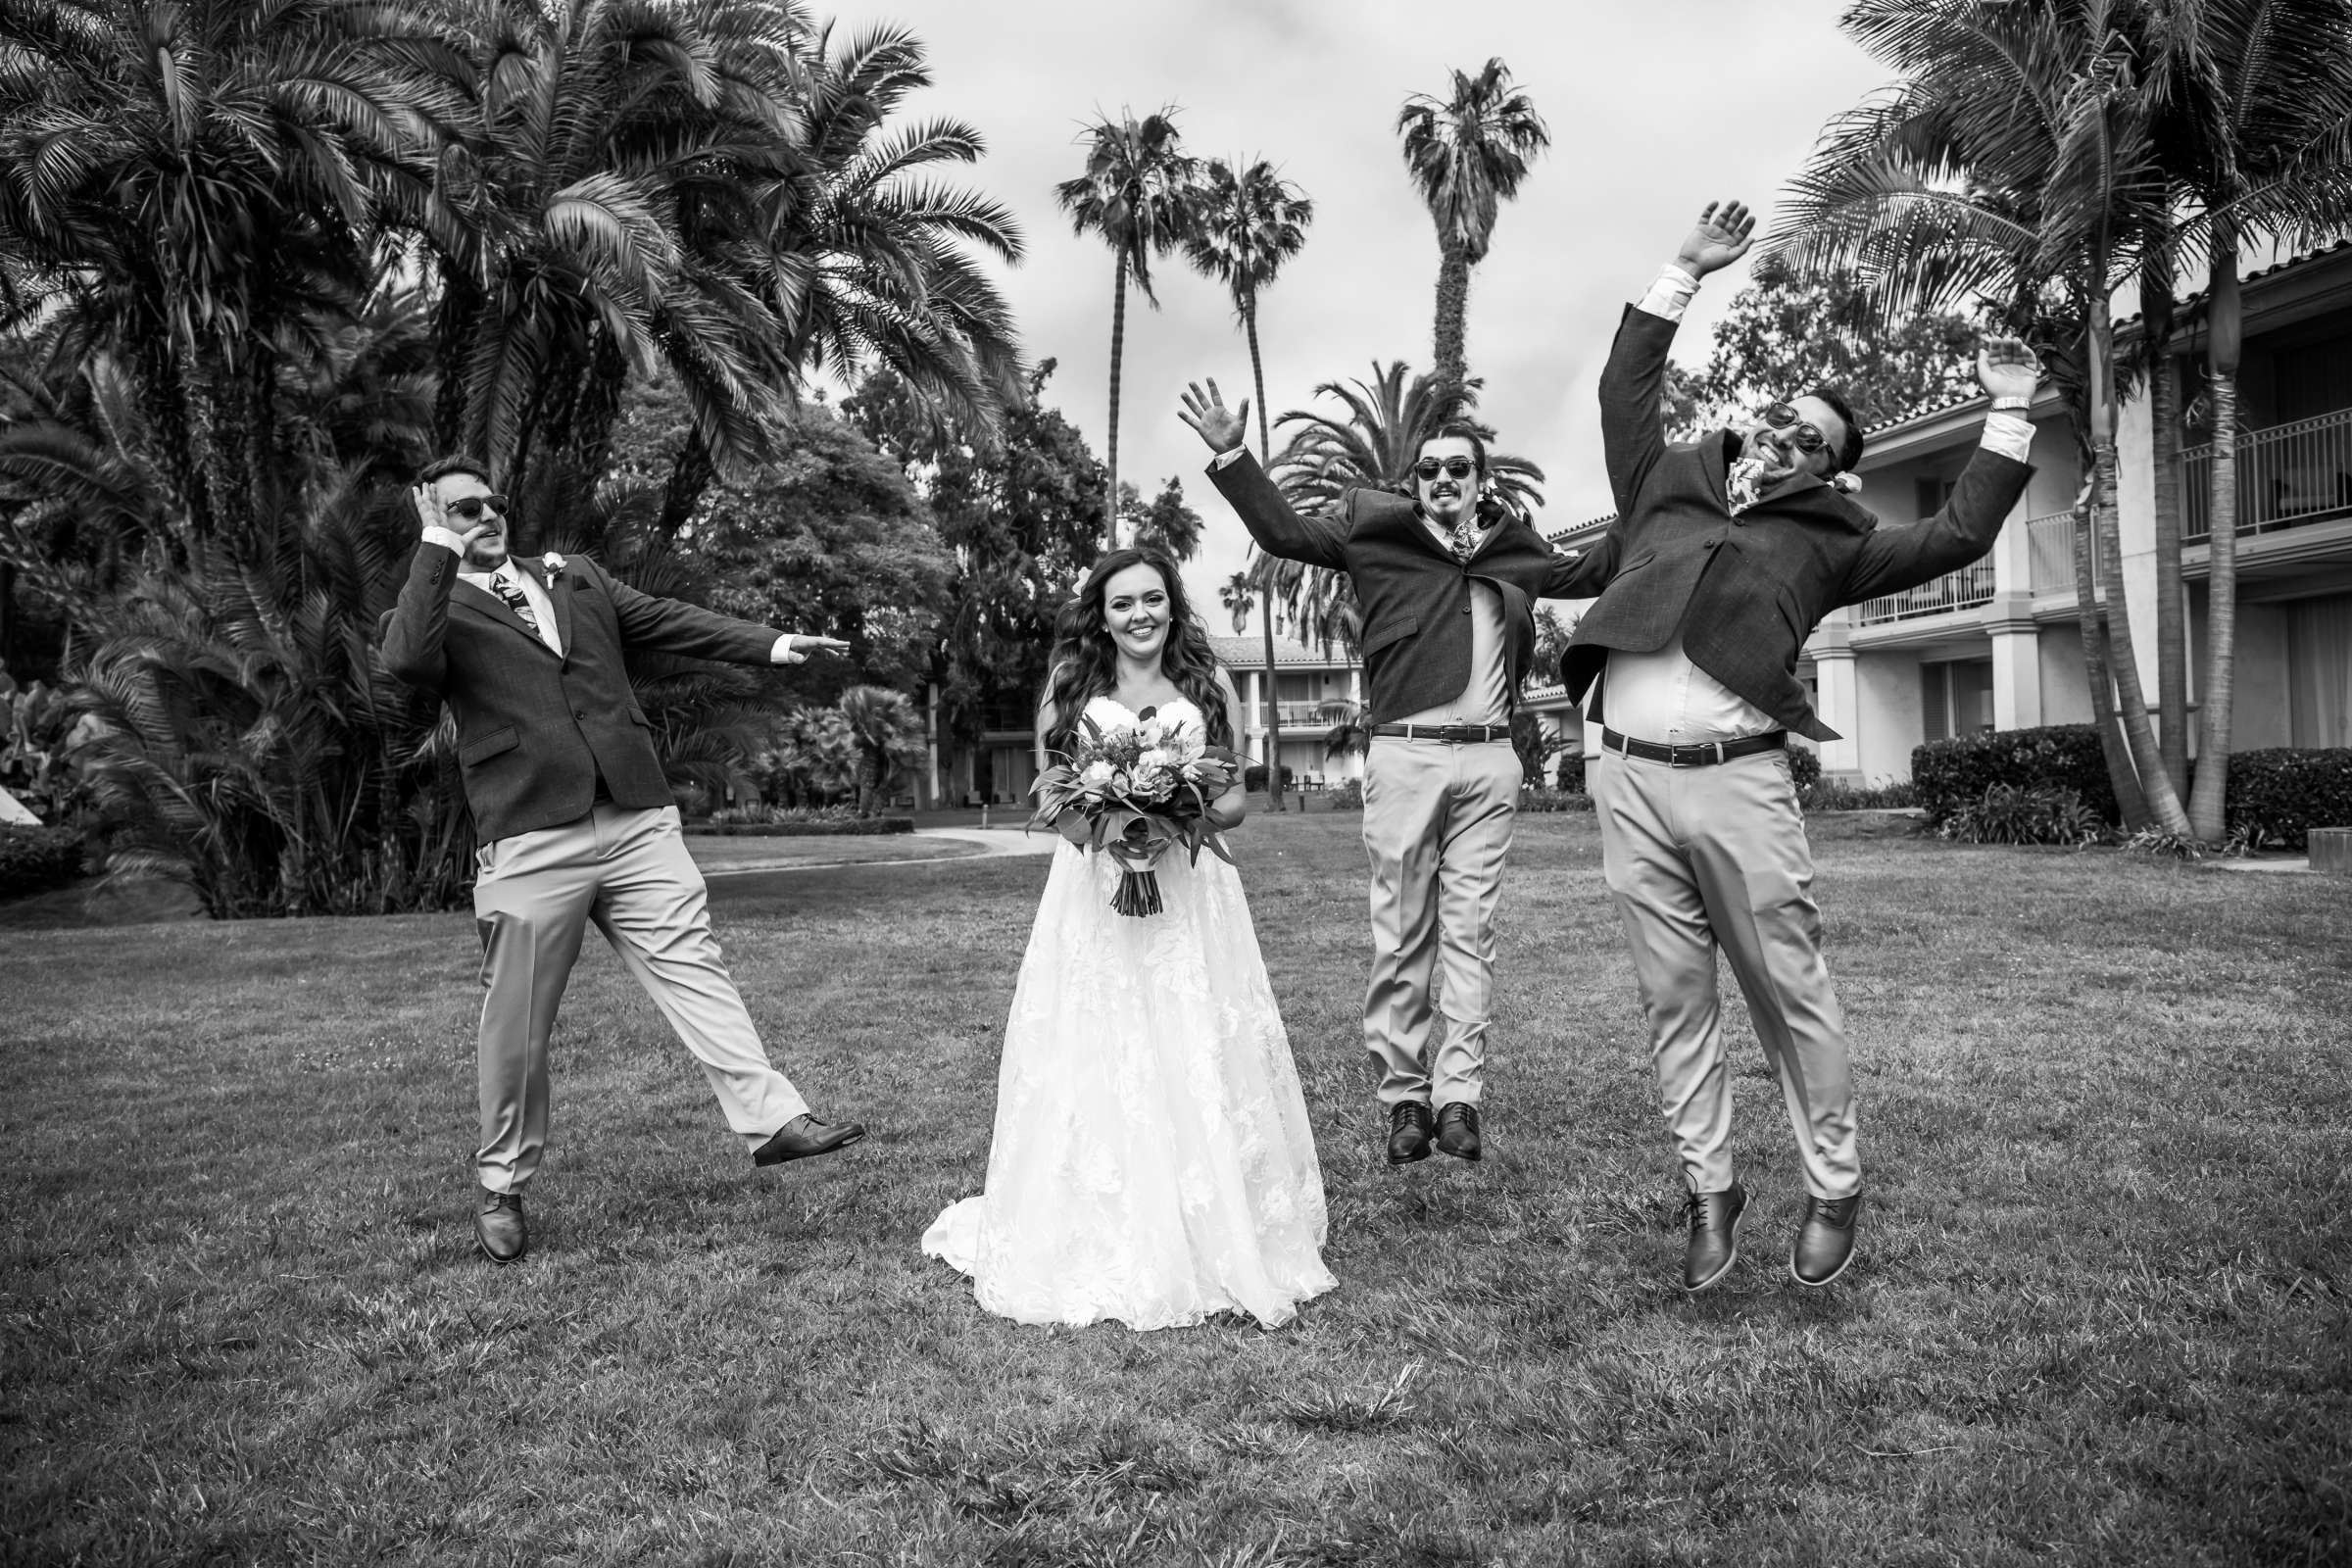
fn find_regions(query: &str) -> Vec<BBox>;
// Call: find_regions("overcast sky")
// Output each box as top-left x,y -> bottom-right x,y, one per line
823,0 -> 1898,610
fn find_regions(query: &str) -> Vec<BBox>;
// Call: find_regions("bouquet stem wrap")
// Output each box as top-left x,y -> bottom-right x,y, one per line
1106,835 -> 1165,917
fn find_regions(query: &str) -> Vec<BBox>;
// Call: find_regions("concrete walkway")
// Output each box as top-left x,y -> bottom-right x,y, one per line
695,826 -> 1055,879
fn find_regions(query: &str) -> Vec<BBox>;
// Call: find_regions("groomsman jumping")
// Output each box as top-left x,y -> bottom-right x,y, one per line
1180,387 -> 1609,1165
1567,200 -> 2041,1291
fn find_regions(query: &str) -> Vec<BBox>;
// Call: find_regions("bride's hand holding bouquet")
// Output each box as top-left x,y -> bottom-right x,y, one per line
1030,711 -> 1245,916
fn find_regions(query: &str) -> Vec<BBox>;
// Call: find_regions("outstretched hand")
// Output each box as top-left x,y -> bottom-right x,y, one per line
1178,379 -> 1250,455
1675,199 -> 1757,276
1977,335 -> 2041,402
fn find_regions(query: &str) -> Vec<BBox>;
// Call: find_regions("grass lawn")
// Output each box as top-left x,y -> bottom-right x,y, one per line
3,810 -> 2347,1565
684,832 -> 989,872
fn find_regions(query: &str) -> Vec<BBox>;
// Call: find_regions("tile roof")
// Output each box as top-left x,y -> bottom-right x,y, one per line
1206,633 -> 1359,670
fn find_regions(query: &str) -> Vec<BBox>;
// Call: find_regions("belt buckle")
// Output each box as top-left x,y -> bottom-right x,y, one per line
1439,723 -> 1471,744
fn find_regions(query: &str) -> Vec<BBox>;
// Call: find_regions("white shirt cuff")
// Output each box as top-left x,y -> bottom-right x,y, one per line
1981,411 -> 2034,464
771,634 -> 804,664
1636,264 -> 1702,322
1211,447 -> 1248,470
419,526 -> 468,556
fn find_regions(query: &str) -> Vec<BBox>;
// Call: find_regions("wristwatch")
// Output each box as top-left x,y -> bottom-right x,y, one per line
1989,396 -> 2032,413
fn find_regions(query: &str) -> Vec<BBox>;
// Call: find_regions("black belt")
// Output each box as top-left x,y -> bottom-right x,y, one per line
1602,728 -> 1786,767
1372,722 -> 1511,744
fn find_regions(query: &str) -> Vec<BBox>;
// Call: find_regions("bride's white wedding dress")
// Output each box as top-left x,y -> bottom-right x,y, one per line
923,695 -> 1336,1330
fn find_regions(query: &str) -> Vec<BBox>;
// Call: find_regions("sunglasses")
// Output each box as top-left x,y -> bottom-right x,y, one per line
1758,403 -> 1829,455
447,494 -> 510,521
1412,458 -> 1477,482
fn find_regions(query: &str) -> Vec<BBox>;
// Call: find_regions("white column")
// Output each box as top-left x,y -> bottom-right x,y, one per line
1811,619 -> 1861,778
924,681 -> 941,808
1248,668 -> 1267,762
1987,616 -> 2042,732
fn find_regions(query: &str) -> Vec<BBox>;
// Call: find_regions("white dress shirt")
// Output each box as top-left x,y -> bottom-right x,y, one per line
418,528 -> 805,663
1595,266 -> 2035,744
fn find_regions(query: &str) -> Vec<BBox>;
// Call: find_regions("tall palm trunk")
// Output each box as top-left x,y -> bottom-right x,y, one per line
2087,295 -> 2192,836
1432,238 -> 1471,391
2187,244 -> 2242,844
1104,253 -> 1129,546
2142,253 -> 2188,798
1245,288 -> 1286,811
2072,485 -> 2148,829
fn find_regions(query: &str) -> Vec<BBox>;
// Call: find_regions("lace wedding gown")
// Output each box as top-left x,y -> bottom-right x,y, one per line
922,696 -> 1336,1330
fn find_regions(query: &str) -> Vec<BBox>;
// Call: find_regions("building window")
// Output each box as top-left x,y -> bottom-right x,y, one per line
1922,658 -> 1994,741
2287,593 -> 2352,749
1914,475 -> 1957,521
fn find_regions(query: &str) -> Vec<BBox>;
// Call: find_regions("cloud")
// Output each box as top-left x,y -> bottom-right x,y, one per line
822,0 -> 1895,612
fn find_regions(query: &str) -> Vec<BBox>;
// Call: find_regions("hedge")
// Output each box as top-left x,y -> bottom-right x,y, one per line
687,816 -> 914,837
2226,748 -> 2352,851
0,824 -> 84,898
1913,724 -> 2120,825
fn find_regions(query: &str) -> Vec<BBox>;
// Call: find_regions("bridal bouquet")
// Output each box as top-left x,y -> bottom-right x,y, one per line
1030,711 -> 1244,916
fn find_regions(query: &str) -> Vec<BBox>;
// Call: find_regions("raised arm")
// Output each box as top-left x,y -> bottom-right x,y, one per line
1602,200 -> 1757,514
378,483 -> 481,690
1179,379 -> 1348,570
1839,337 -> 2041,605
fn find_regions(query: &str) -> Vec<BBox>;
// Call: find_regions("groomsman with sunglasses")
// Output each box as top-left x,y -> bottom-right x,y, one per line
1567,200 -> 2042,1292
380,456 -> 869,1265
1180,389 -> 1610,1167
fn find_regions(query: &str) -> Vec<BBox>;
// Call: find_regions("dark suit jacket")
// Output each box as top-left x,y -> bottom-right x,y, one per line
1560,306 -> 2035,741
1206,453 -> 1611,724
379,542 -> 778,842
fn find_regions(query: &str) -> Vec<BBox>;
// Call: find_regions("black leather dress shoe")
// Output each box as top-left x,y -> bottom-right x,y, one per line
1791,1193 -> 1862,1286
1681,1183 -> 1746,1293
1434,1102 -> 1482,1161
753,1113 -> 867,1167
475,1188 -> 525,1265
1386,1101 -> 1435,1165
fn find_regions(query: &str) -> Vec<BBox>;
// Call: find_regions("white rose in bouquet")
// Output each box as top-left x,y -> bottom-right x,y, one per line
1078,760 -> 1118,795
1129,762 -> 1176,803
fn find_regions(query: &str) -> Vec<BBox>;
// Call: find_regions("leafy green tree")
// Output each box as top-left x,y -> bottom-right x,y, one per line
1660,256 -> 1984,441
1055,109 -> 1199,537
1396,60 -> 1550,392
846,363 -> 1106,800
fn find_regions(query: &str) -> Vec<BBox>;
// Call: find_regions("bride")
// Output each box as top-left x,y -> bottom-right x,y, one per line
922,547 -> 1336,1330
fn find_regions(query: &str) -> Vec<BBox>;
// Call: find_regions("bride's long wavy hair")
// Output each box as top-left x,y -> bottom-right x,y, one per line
1042,548 -> 1234,757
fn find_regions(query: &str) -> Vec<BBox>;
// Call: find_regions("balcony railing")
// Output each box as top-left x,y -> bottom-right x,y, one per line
2027,509 -> 2104,597
1250,700 -> 1352,728
2182,404 -> 2352,543
1853,559 -> 1998,626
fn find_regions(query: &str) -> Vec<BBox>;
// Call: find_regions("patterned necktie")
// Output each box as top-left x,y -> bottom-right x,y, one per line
492,573 -> 540,635
1448,517 -> 1486,564
1726,451 -> 1768,514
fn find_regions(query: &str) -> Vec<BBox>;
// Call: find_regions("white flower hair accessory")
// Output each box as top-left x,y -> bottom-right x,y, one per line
541,552 -> 566,581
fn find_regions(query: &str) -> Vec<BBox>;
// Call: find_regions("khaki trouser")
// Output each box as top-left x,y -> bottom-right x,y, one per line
1589,747 -> 1860,1200
1360,736 -> 1521,1110
470,803 -> 808,1192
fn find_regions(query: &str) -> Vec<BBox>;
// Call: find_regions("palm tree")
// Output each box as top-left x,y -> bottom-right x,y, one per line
1396,59 -> 1550,392
1773,0 -> 2193,836
2147,0 -> 2352,841
0,0 -> 451,537
1187,156 -> 1313,809
1054,108 -> 1200,540
837,684 -> 922,817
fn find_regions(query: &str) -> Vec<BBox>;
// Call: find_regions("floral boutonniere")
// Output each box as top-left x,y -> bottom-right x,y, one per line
541,552 -> 566,583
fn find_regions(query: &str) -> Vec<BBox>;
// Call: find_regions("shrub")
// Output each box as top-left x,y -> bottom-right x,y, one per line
0,824 -> 85,898
1937,784 -> 2106,847
1554,751 -> 1587,793
1244,763 -> 1296,794
709,803 -> 864,826
1788,746 -> 1822,791
1800,778 -> 1919,811
688,816 -> 913,837
2225,748 -> 2352,851
1913,724 -> 2119,826
1518,787 -> 1593,813
1325,779 -> 1364,811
